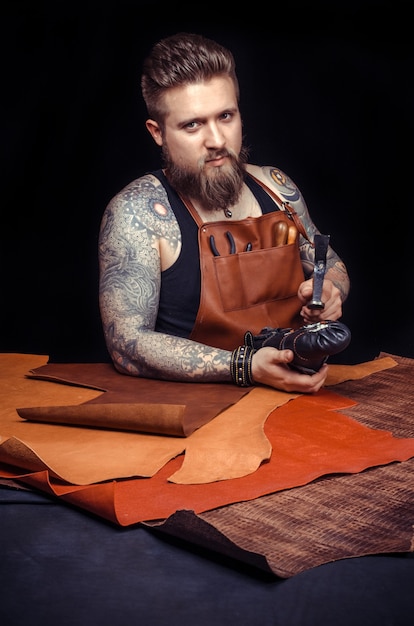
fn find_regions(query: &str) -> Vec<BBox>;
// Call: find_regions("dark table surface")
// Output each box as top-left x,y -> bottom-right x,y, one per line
1,484 -> 413,626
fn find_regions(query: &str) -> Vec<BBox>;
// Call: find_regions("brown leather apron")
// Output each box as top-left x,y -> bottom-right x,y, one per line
183,178 -> 310,351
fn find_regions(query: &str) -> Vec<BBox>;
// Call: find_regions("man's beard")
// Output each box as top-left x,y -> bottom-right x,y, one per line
163,145 -> 250,213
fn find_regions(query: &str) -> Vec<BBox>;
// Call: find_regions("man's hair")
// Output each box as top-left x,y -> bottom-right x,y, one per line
141,32 -> 239,125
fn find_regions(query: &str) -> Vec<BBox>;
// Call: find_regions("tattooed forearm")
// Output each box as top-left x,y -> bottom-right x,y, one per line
111,331 -> 232,382
325,260 -> 350,303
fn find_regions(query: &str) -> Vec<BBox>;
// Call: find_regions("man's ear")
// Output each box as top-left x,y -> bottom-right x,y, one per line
145,119 -> 163,146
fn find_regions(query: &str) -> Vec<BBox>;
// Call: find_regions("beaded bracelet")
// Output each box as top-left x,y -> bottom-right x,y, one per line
230,345 -> 254,387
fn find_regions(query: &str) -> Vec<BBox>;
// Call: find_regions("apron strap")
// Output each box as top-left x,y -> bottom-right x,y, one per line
247,173 -> 312,243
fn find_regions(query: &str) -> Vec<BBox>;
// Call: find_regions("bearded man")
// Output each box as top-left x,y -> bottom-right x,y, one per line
98,32 -> 350,393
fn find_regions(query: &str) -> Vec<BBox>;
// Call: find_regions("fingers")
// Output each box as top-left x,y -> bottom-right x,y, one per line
301,295 -> 342,323
299,279 -> 343,322
273,348 -> 295,364
297,280 -> 313,305
251,348 -> 328,394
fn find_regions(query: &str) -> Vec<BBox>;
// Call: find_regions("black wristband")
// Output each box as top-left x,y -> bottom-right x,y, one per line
230,345 -> 254,387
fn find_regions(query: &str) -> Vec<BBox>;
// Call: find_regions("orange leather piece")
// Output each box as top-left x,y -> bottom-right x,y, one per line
168,386 -> 297,484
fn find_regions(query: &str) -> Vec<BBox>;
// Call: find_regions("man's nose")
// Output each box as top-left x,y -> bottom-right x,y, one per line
204,122 -> 225,148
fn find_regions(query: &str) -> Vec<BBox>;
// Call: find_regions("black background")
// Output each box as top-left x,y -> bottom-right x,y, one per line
1,0 -> 413,364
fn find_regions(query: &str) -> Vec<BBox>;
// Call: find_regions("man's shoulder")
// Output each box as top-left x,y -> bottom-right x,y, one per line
116,171 -> 165,195
108,172 -> 168,206
246,163 -> 303,204
246,163 -> 293,187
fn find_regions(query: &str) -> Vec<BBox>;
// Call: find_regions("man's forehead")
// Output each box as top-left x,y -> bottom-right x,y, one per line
163,76 -> 237,121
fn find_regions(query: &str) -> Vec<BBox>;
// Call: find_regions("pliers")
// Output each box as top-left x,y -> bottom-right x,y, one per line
210,231 -> 237,256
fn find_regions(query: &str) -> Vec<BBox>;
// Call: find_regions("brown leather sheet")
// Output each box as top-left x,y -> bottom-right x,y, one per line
21,362 -> 251,436
1,352 -> 413,576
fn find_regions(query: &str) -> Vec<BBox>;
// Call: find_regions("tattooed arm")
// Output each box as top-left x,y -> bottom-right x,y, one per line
98,174 -> 233,382
255,165 -> 350,322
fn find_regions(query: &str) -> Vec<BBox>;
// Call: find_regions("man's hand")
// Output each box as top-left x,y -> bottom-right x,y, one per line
251,346 -> 328,393
298,278 -> 343,323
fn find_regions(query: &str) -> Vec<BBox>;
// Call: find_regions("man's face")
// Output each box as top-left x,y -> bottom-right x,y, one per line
161,75 -> 243,172
147,75 -> 246,211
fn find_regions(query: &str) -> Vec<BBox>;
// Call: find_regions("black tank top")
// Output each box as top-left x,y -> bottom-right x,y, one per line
152,169 -> 280,338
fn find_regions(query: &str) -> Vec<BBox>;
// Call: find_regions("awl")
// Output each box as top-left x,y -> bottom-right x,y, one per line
309,233 -> 330,310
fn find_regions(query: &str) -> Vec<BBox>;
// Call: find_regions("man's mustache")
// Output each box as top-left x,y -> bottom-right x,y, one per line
201,150 -> 236,165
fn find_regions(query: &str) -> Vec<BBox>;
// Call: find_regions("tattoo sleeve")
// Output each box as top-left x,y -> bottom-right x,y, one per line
264,166 -> 351,302
98,175 -> 232,382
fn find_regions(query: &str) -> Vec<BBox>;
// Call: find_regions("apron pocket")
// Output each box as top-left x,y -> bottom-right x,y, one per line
214,245 -> 302,312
